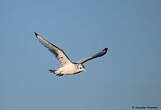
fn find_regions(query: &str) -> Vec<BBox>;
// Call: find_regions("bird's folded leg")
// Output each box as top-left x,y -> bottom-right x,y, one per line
56,74 -> 64,76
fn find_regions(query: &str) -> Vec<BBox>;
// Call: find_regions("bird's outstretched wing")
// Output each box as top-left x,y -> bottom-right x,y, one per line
77,48 -> 108,64
34,32 -> 72,67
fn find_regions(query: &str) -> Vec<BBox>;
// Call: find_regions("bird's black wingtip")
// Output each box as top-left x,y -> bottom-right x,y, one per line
102,48 -> 108,54
104,48 -> 108,51
34,32 -> 38,36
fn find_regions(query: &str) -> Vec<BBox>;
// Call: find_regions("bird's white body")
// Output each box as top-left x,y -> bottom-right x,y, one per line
55,63 -> 77,74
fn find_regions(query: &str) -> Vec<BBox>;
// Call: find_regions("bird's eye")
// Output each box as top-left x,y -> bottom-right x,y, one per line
79,67 -> 82,69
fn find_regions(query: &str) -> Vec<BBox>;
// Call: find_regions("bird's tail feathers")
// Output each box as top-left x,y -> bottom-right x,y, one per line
49,69 -> 64,76
49,69 -> 56,73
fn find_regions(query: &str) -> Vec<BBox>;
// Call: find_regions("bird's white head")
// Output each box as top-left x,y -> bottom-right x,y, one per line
77,64 -> 86,72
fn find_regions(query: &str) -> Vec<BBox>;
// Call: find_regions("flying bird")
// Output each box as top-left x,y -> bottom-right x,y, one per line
34,32 -> 108,76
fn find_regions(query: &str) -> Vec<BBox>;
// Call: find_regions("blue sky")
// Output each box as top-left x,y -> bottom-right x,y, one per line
0,0 -> 161,110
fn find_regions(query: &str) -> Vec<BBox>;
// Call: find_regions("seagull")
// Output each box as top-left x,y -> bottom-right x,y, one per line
34,32 -> 108,76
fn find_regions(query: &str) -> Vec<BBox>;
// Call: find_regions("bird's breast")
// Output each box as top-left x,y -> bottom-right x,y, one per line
59,64 -> 77,74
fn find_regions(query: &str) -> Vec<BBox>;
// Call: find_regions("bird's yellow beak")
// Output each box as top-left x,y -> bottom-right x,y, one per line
83,68 -> 87,72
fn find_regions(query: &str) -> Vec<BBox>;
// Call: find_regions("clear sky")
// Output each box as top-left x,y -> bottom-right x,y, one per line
0,0 -> 161,110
